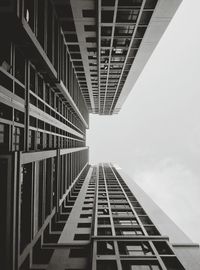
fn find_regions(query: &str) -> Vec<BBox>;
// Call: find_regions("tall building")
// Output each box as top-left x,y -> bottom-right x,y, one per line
1,0 -> 200,270
43,163 -> 200,270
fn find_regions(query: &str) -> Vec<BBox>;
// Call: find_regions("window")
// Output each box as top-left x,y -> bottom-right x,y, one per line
116,10 -> 139,23
118,242 -> 153,256
115,26 -> 134,36
15,47 -> 25,84
69,248 -> 88,257
102,0 -> 115,7
145,226 -> 160,236
37,0 -> 45,47
36,132 -> 43,149
134,208 -> 146,215
111,204 -> 130,210
0,41 -> 11,72
77,223 -> 91,228
153,242 -> 173,255
38,161 -> 44,229
98,202 -> 109,207
98,217 -> 111,225
0,123 -> 9,150
82,9 -> 96,18
85,196 -> 94,200
98,228 -> 112,236
162,257 -> 185,270
24,0 -> 35,31
30,65 -> 36,92
45,158 -> 52,217
123,230 -> 142,236
20,163 -> 33,252
29,130 -> 35,150
101,26 -> 112,36
45,85 -> 50,103
13,127 -> 24,151
145,0 -> 158,9
0,103 -> 12,120
112,210 -> 134,217
121,261 -> 161,270
80,214 -> 92,218
84,202 -> 93,206
32,237 -> 53,264
97,241 -> 115,255
114,218 -> 138,226
97,260 -> 117,270
101,11 -> 114,23
139,11 -> 153,25
74,234 -> 90,240
139,216 -> 153,225
14,109 -> 24,124
47,1 -> 53,61
37,75 -> 44,98
116,228 -> 143,236
98,208 -> 109,215
82,207 -> 92,211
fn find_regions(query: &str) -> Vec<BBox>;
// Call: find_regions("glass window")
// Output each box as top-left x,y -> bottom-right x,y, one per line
74,234 -> 90,240
77,223 -> 91,228
24,0 -> 35,31
139,216 -> 153,225
97,260 -> 117,270
153,241 -> 173,255
112,210 -> 134,217
98,217 -> 111,225
13,127 -> 24,151
15,47 -> 25,84
0,41 -> 11,72
80,213 -> 92,218
101,10 -> 114,23
38,75 -> 44,98
69,248 -> 88,257
29,130 -> 35,150
97,241 -> 115,255
162,257 -> 185,270
0,123 -> 9,150
0,102 -> 12,120
116,228 -> 143,236
118,241 -> 153,256
121,261 -> 161,270
145,226 -> 160,236
116,10 -> 139,23
20,163 -> 33,252
119,219 -> 138,226
98,228 -> 112,236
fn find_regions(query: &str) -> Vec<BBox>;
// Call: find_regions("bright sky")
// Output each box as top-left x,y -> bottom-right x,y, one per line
87,0 -> 200,243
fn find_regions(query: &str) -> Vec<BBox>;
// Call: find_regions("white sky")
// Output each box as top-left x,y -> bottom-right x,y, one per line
87,0 -> 200,243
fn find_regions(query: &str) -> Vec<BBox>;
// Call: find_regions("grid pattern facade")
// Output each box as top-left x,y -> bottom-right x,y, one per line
0,0 -> 180,115
0,2 -> 89,155
98,0 -> 158,114
49,0 -> 160,114
92,164 -> 185,270
2,162 -> 186,270
0,1 -> 89,269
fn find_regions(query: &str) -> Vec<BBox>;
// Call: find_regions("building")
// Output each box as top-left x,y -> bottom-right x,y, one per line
0,1 -> 89,269
1,0 -> 200,270
42,163 -> 200,270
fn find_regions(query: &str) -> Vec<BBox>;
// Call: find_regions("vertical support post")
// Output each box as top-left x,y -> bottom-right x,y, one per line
56,149 -> 60,214
25,60 -> 30,152
0,152 -> 21,270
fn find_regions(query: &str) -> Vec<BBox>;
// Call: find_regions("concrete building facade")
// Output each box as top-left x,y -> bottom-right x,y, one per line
1,0 -> 200,270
